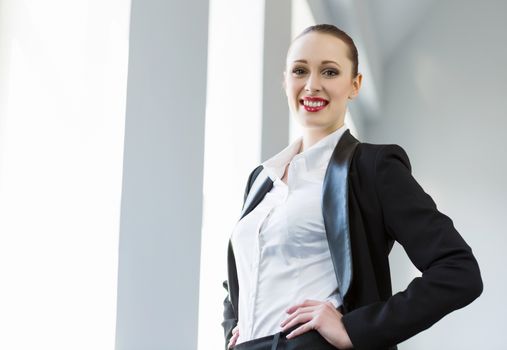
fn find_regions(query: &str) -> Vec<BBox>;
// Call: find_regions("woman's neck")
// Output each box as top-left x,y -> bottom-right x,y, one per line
300,123 -> 344,152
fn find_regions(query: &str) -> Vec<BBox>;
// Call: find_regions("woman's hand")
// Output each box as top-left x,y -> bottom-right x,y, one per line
280,299 -> 353,349
227,325 -> 239,349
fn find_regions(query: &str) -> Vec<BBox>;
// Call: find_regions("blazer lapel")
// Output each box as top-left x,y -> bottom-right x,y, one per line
239,169 -> 273,220
322,129 -> 360,302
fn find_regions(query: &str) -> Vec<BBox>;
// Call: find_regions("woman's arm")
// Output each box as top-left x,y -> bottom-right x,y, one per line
341,144 -> 483,349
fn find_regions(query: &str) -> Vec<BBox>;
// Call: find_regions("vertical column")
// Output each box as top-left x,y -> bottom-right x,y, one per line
261,0 -> 292,160
198,0 -> 265,349
115,1 -> 209,349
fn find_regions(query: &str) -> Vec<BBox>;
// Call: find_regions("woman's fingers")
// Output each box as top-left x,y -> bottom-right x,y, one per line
228,328 -> 240,349
280,305 -> 315,327
281,300 -> 340,338
281,300 -> 352,348
285,299 -> 322,314
280,309 -> 315,332
286,320 -> 315,339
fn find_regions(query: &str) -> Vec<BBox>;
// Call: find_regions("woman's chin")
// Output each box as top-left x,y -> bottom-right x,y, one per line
296,117 -> 327,128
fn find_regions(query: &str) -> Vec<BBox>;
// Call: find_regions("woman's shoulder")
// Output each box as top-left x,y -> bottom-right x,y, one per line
356,141 -> 407,153
353,142 -> 412,172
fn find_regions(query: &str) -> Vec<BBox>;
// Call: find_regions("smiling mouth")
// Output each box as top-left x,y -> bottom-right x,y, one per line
299,98 -> 329,112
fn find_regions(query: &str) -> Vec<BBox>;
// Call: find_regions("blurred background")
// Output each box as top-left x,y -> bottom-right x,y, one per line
0,0 -> 505,349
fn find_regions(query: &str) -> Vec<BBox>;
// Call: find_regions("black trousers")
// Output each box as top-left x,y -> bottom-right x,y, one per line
232,324 -> 337,350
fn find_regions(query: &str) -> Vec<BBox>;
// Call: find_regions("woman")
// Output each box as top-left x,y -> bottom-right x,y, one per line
221,24 -> 482,350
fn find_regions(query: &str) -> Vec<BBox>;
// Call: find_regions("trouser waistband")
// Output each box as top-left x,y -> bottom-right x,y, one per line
232,323 -> 337,350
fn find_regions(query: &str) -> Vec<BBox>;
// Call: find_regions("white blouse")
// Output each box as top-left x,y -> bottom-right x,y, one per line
231,124 -> 349,345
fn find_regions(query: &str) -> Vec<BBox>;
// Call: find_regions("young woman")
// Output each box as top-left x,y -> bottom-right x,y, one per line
221,24 -> 482,350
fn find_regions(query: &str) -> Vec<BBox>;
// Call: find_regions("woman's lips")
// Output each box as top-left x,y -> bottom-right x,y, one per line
299,98 -> 329,112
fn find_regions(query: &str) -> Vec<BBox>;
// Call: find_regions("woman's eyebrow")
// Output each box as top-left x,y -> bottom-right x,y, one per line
292,59 -> 341,68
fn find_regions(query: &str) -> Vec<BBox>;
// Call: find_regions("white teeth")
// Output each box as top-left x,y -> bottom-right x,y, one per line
303,100 -> 326,107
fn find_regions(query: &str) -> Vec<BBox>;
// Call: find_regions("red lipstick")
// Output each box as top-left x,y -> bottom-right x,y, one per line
299,96 -> 329,112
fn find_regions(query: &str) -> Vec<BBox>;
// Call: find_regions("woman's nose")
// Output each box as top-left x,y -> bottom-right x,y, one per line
304,73 -> 321,92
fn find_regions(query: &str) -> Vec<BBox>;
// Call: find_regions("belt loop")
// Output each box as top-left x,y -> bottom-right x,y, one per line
270,332 -> 281,350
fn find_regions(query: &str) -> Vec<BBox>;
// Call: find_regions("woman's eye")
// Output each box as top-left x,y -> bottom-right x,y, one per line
323,70 -> 338,77
292,68 -> 306,75
291,68 -> 338,76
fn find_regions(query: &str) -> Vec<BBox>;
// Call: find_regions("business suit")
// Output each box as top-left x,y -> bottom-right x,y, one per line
222,129 -> 483,350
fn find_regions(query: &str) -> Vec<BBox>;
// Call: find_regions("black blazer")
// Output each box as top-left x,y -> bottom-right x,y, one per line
222,130 -> 483,350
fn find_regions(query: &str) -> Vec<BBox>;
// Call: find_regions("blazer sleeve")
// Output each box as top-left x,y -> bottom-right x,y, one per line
221,280 -> 237,350
341,144 -> 483,349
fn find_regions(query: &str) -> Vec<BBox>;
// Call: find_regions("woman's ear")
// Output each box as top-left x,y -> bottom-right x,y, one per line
349,73 -> 363,99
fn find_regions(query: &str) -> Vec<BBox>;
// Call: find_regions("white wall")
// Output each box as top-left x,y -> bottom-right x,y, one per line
365,1 -> 507,348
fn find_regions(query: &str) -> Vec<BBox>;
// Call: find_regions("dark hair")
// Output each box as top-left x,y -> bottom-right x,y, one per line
292,24 -> 359,78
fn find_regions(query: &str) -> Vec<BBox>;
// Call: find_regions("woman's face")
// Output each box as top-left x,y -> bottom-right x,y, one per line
283,32 -> 362,131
